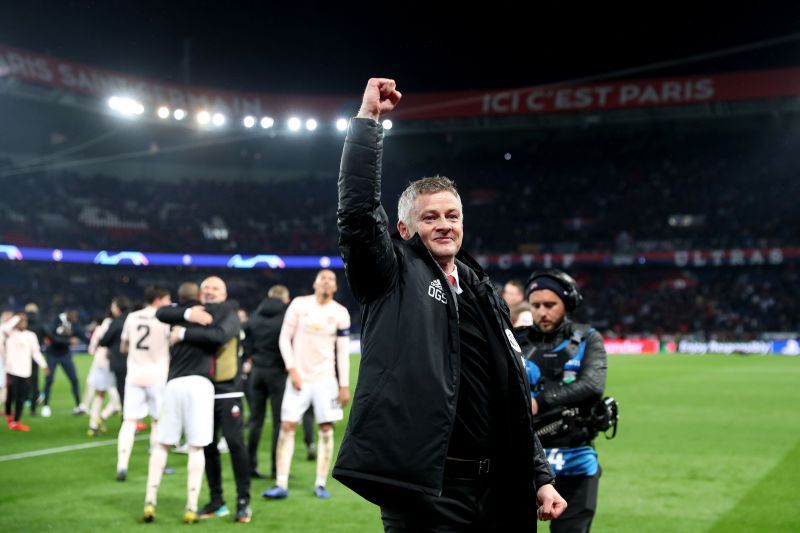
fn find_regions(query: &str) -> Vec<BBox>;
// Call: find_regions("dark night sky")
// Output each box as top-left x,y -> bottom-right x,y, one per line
2,1 -> 799,95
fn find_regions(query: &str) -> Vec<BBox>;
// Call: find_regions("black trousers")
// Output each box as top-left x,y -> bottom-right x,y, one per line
113,368 -> 127,410
549,469 -> 601,533
44,354 -> 81,406
247,367 -> 287,475
29,362 -> 40,414
205,396 -> 251,504
5,374 -> 29,422
380,477 -> 496,533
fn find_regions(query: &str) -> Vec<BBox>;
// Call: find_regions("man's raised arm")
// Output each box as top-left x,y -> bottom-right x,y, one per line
337,78 -> 403,304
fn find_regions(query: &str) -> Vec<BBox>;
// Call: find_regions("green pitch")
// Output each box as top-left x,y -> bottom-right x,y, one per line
0,354 -> 798,532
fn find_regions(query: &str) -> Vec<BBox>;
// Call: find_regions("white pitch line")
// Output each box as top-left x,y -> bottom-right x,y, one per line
0,435 -> 148,462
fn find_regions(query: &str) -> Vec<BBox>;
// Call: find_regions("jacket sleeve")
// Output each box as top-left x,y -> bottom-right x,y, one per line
337,118 -> 398,304
532,432 -> 556,488
156,305 -> 188,325
98,319 -> 122,348
183,308 -> 240,349
278,300 -> 299,371
537,331 -> 607,412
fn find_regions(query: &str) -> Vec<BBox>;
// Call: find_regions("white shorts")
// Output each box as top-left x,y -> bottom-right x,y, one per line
123,382 -> 165,421
87,364 -> 115,392
157,376 -> 215,447
281,376 -> 343,424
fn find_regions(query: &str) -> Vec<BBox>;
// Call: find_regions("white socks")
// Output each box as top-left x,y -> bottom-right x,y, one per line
186,446 -> 205,512
117,420 -> 137,471
315,427 -> 334,488
89,395 -> 103,430
275,428 -> 296,489
149,420 -> 159,452
143,443 -> 204,513
144,444 -> 169,504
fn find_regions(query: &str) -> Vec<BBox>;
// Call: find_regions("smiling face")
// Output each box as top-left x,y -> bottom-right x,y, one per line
201,276 -> 227,304
397,191 -> 463,271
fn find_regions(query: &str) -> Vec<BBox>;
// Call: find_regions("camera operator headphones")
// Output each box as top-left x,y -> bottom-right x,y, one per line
524,269 -> 583,312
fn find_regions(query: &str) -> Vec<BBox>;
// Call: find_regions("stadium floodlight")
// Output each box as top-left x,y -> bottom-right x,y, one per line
260,116 -> 274,129
196,110 -> 211,125
173,108 -> 186,120
212,112 -> 226,127
382,119 -> 393,130
157,106 -> 170,119
243,115 -> 256,128
305,118 -> 318,131
287,117 -> 302,132
107,96 -> 144,117
336,118 -> 348,132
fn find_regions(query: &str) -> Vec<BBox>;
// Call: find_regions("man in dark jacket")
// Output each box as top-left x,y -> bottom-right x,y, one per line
519,269 -> 608,533
24,303 -> 45,415
41,309 -> 86,417
335,78 -> 566,532
99,296 -> 132,410
245,284 -> 290,479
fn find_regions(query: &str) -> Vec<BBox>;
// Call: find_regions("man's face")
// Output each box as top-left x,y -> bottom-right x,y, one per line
201,277 -> 227,304
529,289 -> 566,333
110,302 -> 121,317
313,270 -> 337,297
503,283 -> 524,307
398,191 -> 463,265
16,314 -> 28,331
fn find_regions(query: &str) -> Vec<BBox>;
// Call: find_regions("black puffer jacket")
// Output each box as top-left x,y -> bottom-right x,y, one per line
519,318 -> 607,448
334,118 -> 553,530
243,297 -> 287,370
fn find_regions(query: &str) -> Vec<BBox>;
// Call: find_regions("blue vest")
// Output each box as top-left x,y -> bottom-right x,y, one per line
525,326 -> 599,477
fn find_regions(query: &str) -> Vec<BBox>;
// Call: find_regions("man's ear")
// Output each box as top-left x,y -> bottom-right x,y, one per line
397,220 -> 412,240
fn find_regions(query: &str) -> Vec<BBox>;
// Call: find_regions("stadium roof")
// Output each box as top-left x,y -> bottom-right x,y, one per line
3,3 -> 799,95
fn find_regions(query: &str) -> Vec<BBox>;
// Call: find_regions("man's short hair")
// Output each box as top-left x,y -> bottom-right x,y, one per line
24,303 -> 39,313
268,284 -> 289,300
178,282 -> 200,303
144,286 -> 170,304
112,296 -> 131,313
505,280 -> 525,293
509,302 -> 531,325
397,175 -> 462,226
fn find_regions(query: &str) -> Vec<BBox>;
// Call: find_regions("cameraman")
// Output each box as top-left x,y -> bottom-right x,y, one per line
519,270 -> 608,533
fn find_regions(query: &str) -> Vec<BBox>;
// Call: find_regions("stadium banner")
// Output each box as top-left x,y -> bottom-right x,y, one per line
2,243 -> 799,270
1,43 -> 799,120
770,340 -> 800,355
678,340 -> 773,355
473,247 -> 800,269
604,338 -> 660,354
0,243 -> 342,270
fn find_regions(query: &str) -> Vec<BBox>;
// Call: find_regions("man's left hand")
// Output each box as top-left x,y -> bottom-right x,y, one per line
537,483 -> 567,521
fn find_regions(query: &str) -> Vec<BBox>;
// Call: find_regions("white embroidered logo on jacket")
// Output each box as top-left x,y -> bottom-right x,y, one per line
427,279 -> 448,305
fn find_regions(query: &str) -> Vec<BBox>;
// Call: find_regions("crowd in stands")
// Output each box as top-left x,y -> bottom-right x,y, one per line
0,117 -> 797,337
1,119 -> 798,257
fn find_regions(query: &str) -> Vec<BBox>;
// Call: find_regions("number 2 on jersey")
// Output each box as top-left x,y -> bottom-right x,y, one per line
136,324 -> 151,350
